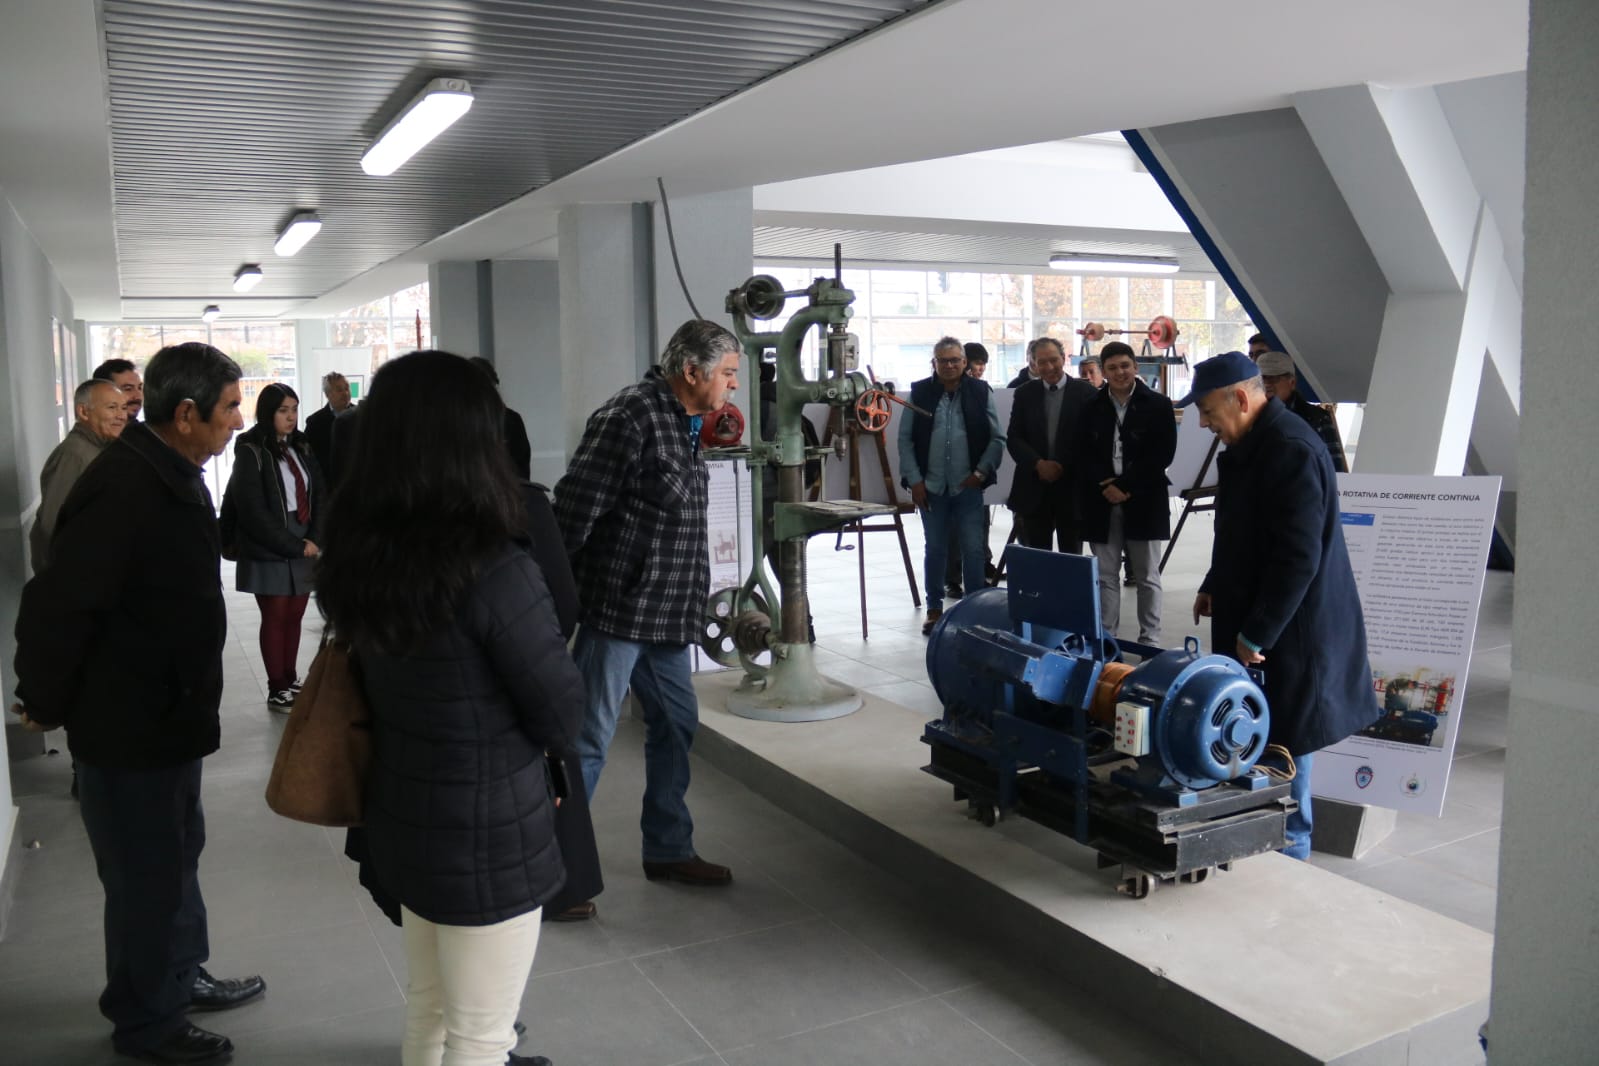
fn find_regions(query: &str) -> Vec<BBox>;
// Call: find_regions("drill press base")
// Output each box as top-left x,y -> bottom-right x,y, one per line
726,642 -> 862,722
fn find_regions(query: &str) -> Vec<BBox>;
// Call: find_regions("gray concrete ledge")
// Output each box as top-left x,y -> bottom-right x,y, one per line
691,671 -> 1491,1066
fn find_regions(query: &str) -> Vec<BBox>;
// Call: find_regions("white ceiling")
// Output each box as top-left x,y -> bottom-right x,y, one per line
0,0 -> 1529,322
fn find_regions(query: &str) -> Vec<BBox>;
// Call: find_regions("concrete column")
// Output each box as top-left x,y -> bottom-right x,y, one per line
1295,83 -> 1521,478
490,260 -> 563,486
1488,2 -> 1599,1061
427,260 -> 492,359
558,203 -> 653,458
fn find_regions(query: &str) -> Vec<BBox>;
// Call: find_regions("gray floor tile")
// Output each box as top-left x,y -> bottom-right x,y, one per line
1381,798 -> 1502,858
941,974 -> 1206,1066
228,1002 -> 406,1065
523,958 -> 716,1066
1443,749 -> 1506,813
634,917 -> 927,1051
1409,829 -> 1501,888
721,998 -> 1027,1066
1347,859 -> 1499,933
860,679 -> 943,717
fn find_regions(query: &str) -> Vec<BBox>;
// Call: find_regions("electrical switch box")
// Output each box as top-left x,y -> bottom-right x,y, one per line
1114,701 -> 1151,757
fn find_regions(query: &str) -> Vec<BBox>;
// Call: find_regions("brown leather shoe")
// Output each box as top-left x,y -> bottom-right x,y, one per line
642,856 -> 732,886
548,900 -> 597,922
921,606 -> 944,636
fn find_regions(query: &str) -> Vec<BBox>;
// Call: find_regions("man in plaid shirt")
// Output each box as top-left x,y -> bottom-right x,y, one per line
556,320 -> 742,893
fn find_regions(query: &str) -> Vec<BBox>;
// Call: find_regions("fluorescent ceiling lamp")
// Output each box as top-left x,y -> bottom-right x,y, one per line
201,305 -> 221,323
1048,252 -> 1179,275
360,77 -> 474,176
233,265 -> 263,292
274,211 -> 322,257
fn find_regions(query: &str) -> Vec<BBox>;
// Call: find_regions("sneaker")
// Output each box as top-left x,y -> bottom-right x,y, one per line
287,680 -> 304,694
266,690 -> 295,712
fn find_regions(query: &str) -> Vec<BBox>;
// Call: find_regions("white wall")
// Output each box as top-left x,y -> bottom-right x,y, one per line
0,186 -> 79,892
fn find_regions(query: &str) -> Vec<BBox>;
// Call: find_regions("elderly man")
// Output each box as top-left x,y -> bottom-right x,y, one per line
1255,351 -> 1348,472
556,320 -> 740,891
94,358 -> 144,422
15,343 -> 263,1065
302,370 -> 351,476
1007,337 -> 1097,554
1077,355 -> 1105,388
31,380 -> 128,574
898,336 -> 1005,635
1080,342 -> 1176,645
1184,351 -> 1379,859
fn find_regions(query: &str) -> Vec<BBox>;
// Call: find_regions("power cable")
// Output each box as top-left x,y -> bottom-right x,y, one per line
656,177 -> 703,320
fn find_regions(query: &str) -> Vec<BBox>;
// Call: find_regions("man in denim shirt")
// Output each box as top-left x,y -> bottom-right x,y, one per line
898,337 -> 1005,636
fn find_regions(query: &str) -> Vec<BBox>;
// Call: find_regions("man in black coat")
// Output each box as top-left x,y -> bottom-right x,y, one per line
13,343 -> 264,1065
1184,351 -> 1380,860
302,370 -> 352,477
1006,337 -> 1098,553
1079,343 -> 1177,645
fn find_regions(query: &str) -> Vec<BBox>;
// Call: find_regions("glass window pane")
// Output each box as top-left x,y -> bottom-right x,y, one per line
1030,275 -> 1073,323
870,270 -> 924,316
1081,276 -> 1121,324
1129,278 -> 1166,323
90,324 -> 164,371
926,271 -> 980,317
867,317 -> 975,389
1216,284 -> 1252,323
982,320 -> 1027,384
1173,280 -> 1208,320
982,273 -> 1025,318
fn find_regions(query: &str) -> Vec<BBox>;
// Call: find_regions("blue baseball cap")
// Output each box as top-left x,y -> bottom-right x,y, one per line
1175,351 -> 1260,407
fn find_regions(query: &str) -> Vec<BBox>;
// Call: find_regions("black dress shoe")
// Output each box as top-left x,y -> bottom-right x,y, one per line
189,968 -> 266,1012
132,1023 -> 234,1064
508,1055 -> 551,1066
642,855 -> 732,886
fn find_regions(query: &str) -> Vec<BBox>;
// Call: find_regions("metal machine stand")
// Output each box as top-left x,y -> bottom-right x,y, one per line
700,257 -> 909,722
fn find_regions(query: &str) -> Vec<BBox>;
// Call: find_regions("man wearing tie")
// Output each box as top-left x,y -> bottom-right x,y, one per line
1005,337 -> 1098,553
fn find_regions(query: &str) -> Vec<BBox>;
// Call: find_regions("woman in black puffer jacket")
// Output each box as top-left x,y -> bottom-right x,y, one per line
316,350 -> 583,1066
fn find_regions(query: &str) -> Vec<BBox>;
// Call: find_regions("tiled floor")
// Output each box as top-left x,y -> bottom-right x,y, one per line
0,502 -> 1509,1064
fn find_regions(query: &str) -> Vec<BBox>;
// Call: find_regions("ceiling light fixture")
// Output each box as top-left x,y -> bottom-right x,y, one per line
274,211 -> 322,257
233,265 -> 264,292
360,77 -> 474,176
1048,252 -> 1180,275
201,305 -> 221,323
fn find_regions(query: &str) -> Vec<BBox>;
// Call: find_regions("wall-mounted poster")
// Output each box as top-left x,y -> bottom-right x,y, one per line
1311,473 -> 1501,817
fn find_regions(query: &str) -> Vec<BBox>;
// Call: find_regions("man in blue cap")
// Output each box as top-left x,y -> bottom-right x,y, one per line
1181,352 -> 1379,859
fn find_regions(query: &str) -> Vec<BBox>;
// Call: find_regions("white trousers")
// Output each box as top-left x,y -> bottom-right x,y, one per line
400,904 -> 542,1066
1090,506 -> 1164,645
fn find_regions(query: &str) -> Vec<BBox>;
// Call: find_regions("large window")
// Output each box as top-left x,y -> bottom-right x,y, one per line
753,265 -> 1255,394
329,281 -> 431,376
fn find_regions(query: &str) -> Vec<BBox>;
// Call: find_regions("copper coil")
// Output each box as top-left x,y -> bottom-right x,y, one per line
1089,661 -> 1135,725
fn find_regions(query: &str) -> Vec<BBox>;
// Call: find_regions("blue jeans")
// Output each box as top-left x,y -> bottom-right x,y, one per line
77,759 -> 209,1054
1285,751 -> 1315,860
924,487 -> 987,612
571,629 -> 699,863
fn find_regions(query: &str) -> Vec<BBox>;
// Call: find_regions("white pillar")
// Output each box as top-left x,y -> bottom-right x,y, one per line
558,204 -> 653,458
490,260 -> 563,486
652,186 -> 755,404
1488,2 -> 1599,1061
427,260 -> 490,358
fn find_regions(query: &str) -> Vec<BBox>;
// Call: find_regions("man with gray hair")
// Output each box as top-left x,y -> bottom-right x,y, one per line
30,379 -> 128,574
1255,350 -> 1347,472
14,342 -> 265,1064
555,319 -> 741,897
302,370 -> 351,477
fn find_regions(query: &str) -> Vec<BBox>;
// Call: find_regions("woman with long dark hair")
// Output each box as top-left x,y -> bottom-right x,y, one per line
224,383 -> 322,708
317,350 -> 581,1066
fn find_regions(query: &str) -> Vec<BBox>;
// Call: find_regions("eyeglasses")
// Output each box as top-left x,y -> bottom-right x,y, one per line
934,357 -> 965,366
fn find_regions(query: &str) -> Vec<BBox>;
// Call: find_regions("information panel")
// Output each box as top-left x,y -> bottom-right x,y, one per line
1310,473 -> 1501,816
692,459 -> 754,673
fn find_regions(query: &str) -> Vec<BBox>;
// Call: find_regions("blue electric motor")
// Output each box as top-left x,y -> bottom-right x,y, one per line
924,549 -> 1271,807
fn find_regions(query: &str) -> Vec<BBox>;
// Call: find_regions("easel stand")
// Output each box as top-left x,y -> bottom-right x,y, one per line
820,419 -> 921,638
1160,434 -> 1221,573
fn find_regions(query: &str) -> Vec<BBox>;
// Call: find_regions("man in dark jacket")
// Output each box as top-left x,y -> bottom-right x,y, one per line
896,337 -> 1005,635
1080,343 -> 1177,645
556,319 -> 739,889
302,370 -> 351,477
13,343 -> 264,1065
470,356 -> 534,480
1255,351 -> 1348,472
1184,351 -> 1380,859
1007,337 -> 1098,554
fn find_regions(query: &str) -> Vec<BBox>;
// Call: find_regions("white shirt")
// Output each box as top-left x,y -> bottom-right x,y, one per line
1109,387 -> 1134,477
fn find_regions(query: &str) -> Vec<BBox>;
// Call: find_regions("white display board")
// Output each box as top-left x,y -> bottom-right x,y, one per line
692,459 -> 755,672
1167,410 -> 1223,496
1310,474 -> 1501,816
